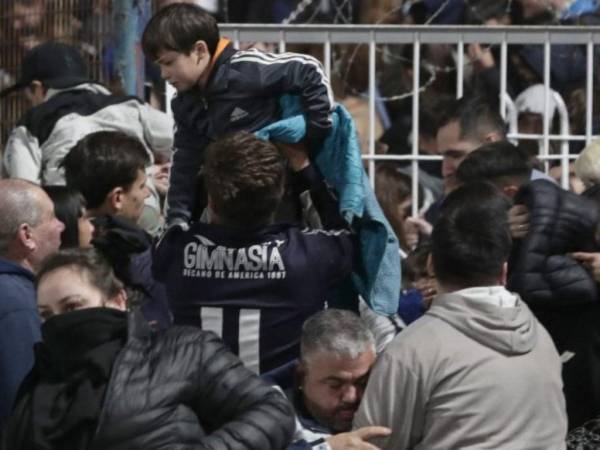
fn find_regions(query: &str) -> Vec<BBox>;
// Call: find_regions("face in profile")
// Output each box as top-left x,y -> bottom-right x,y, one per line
119,169 -> 150,222
37,266 -> 125,321
436,120 -> 480,193
30,191 -> 65,268
299,348 -> 376,432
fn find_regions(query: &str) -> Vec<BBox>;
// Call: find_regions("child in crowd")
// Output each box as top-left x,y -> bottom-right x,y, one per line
142,3 -> 335,227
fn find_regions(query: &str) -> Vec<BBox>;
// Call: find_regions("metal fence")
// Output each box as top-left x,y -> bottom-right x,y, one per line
196,24 -> 600,215
0,0 -> 114,148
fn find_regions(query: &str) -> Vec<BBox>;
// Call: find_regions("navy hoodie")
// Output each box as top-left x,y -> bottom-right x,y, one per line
0,258 -> 40,425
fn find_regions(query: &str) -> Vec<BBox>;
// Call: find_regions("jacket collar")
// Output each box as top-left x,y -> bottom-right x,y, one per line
204,38 -> 236,94
0,256 -> 34,281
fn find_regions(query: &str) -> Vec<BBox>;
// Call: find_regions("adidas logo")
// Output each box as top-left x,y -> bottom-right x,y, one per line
230,106 -> 249,122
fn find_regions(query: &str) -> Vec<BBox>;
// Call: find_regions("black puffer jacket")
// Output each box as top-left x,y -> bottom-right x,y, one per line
508,179 -> 599,309
4,311 -> 295,450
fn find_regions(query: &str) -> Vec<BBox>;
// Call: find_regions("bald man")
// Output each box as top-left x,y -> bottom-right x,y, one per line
0,180 -> 64,425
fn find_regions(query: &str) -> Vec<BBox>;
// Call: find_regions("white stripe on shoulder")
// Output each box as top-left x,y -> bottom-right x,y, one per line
231,52 -> 335,111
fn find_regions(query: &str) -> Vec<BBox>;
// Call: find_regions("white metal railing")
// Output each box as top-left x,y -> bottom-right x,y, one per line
167,25 -> 600,214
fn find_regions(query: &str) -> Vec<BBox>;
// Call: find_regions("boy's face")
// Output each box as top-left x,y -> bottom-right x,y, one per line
156,42 -> 211,92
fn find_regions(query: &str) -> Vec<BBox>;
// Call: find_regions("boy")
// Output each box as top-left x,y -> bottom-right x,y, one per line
142,3 -> 335,227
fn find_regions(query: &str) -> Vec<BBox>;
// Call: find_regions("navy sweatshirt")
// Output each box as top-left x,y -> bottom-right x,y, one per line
153,165 -> 354,373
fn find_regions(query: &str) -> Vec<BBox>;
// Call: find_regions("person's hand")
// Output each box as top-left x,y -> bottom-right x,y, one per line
152,161 -> 171,196
571,252 -> 600,283
274,141 -> 309,172
404,216 -> 433,250
468,43 -> 495,71
326,426 -> 391,450
415,276 -> 437,309
508,204 -> 530,239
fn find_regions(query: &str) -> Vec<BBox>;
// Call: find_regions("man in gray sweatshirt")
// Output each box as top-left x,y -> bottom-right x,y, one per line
354,181 -> 567,450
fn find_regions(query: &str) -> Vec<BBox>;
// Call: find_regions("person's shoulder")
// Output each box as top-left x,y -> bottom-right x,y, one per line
383,314 -> 447,359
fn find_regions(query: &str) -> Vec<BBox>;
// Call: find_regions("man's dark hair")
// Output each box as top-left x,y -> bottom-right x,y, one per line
456,140 -> 532,187
142,3 -> 219,62
203,132 -> 285,229
64,131 -> 149,210
437,95 -> 507,143
432,181 -> 512,288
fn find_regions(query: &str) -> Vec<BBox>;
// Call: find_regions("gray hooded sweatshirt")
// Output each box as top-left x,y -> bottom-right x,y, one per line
354,286 -> 567,450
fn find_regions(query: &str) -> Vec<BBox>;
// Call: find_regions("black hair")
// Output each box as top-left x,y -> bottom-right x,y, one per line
432,181 -> 512,288
142,3 -> 219,62
456,140 -> 532,187
36,248 -> 124,300
43,186 -> 86,249
63,131 -> 149,210
203,132 -> 285,229
437,95 -> 507,143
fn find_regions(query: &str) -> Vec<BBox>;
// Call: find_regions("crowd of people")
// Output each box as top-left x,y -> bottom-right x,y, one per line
1,1 -> 600,449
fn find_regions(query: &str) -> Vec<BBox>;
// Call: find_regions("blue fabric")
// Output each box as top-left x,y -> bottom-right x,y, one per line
562,0 -> 599,18
256,96 -> 400,315
398,288 -> 426,325
0,258 -> 40,426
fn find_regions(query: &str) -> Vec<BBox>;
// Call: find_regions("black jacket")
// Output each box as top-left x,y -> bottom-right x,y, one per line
168,40 -> 334,223
508,179 -> 599,310
3,310 -> 295,450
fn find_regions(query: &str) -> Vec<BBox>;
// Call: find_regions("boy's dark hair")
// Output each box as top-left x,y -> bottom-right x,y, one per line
456,140 -> 532,187
437,95 -> 507,143
203,132 -> 285,229
43,186 -> 86,249
432,181 -> 512,288
36,248 -> 124,300
64,131 -> 149,210
142,3 -> 220,62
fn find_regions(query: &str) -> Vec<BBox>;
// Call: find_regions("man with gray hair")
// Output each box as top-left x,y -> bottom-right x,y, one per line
0,179 -> 64,425
288,309 -> 390,450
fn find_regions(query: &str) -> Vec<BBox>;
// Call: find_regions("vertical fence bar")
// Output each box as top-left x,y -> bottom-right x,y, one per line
587,38 -> 594,145
500,37 -> 508,120
411,36 -> 421,218
543,36 -> 551,176
234,29 -> 240,49
279,30 -> 286,53
456,35 -> 464,99
368,31 -> 376,187
324,33 -> 332,81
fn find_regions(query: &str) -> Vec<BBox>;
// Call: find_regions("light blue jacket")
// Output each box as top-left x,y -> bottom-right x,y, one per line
256,96 -> 400,315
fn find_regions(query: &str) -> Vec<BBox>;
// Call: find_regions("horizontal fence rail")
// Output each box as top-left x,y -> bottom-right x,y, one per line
169,25 -> 600,213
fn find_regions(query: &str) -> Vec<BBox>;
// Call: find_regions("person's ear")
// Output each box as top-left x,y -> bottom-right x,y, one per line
499,262 -> 508,285
17,223 -> 36,251
105,288 -> 127,311
193,40 -> 209,62
484,131 -> 501,143
25,80 -> 46,106
107,187 -> 124,213
426,253 -> 435,277
296,360 -> 307,389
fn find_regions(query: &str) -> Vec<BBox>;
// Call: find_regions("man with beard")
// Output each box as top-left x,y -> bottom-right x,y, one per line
288,309 -> 390,450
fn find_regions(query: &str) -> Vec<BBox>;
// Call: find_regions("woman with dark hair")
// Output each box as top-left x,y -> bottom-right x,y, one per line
43,186 -> 94,248
2,248 -> 294,450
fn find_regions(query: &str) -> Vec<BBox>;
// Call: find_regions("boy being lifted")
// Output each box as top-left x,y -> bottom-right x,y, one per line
142,3 -> 335,228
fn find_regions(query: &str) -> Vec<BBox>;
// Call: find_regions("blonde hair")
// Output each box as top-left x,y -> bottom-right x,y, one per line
574,139 -> 600,188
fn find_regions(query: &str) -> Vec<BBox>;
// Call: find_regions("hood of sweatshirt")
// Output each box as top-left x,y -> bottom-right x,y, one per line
426,286 -> 537,355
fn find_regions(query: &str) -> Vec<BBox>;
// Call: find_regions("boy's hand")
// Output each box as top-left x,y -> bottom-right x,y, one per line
274,141 -> 309,172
